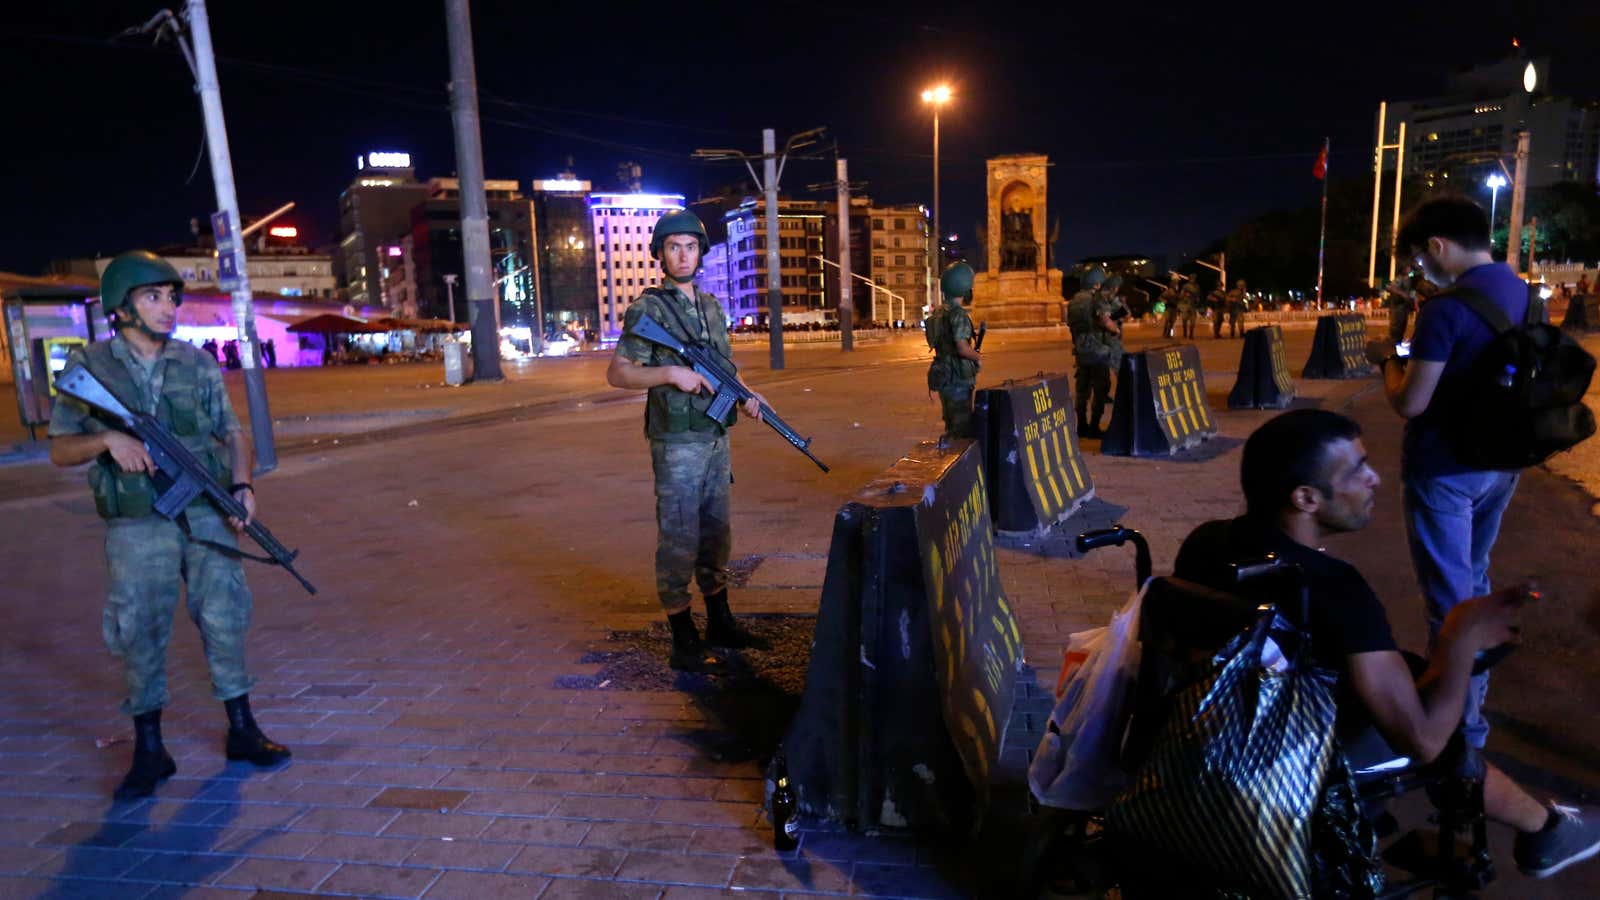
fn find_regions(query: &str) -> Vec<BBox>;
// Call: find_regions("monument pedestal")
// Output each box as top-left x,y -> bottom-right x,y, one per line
971,270 -> 1065,328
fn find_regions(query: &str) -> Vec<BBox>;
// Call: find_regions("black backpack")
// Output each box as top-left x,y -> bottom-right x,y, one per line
1443,286 -> 1596,469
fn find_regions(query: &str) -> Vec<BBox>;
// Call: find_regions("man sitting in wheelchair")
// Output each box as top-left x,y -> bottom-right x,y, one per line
1172,409 -> 1598,883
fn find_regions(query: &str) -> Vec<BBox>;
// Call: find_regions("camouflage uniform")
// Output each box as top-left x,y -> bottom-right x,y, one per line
615,286 -> 738,615
49,335 -> 254,716
1225,285 -> 1248,338
927,297 -> 979,438
1068,287 -> 1116,434
1178,284 -> 1200,340
1159,287 -> 1181,338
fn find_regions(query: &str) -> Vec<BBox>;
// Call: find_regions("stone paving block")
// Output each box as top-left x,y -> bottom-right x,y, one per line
683,827 -> 783,859
214,855 -> 338,893
200,803 -> 310,831
419,869 -> 551,899
504,844 -> 624,879
660,888 -> 781,900
521,771 -> 624,795
535,876 -> 663,899
317,862 -> 441,899
419,748 -> 510,769
0,845 -> 54,876
379,810 -> 489,841
282,781 -> 384,807
728,855 -> 853,894
0,875 -> 154,899
348,765 -> 448,788
400,837 -> 519,872
614,850 -> 735,887
453,791 -> 561,818
579,820 -> 697,853
475,816 -> 591,846
121,850 -> 242,885
794,830 -> 917,864
367,787 -> 470,812
296,684 -> 374,699
121,824 -> 242,854
433,768 -> 532,791
34,820 -> 146,848
849,862 -> 966,900
19,845 -> 150,879
551,794 -> 659,821
304,833 -> 419,866
215,828 -> 322,860
591,754 -> 691,777
652,799 -> 761,828
287,806 -> 399,835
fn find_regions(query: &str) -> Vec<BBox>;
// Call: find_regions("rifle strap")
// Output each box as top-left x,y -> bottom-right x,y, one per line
175,512 -> 280,567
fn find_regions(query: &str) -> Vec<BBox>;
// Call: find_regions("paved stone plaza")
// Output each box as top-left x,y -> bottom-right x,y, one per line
1,322 -> 1596,898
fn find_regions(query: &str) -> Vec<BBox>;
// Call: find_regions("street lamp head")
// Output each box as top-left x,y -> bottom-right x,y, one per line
1485,172 -> 1507,190
921,84 -> 952,105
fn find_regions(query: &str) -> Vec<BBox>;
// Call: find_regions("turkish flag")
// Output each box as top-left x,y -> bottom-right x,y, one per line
1312,145 -> 1328,180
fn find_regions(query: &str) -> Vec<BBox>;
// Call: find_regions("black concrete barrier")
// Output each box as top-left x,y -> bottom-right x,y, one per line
1227,325 -> 1297,410
779,440 -> 1023,831
1100,344 -> 1218,457
975,372 -> 1094,535
1302,313 -> 1375,378
1563,293 -> 1600,333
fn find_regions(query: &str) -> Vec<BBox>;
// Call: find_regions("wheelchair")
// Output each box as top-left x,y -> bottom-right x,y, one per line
1027,525 -> 1511,899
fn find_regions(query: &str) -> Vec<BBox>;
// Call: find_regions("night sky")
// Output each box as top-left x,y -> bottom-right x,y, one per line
4,1 -> 1597,276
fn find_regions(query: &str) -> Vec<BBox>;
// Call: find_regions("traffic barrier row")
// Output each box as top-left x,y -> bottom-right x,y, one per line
1301,314 -> 1374,379
1228,325 -> 1297,410
976,372 -> 1094,535
1101,344 -> 1218,456
780,439 -> 1023,830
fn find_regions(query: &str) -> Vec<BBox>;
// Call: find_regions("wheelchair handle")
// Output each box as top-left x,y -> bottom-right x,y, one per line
1076,525 -> 1152,588
1232,555 -> 1310,630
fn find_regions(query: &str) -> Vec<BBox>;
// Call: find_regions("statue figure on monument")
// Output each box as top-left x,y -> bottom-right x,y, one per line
1000,192 -> 1037,271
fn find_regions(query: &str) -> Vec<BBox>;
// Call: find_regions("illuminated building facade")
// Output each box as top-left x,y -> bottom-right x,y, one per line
724,198 -> 826,324
530,178 -> 599,338
337,151 -> 430,307
588,192 -> 686,335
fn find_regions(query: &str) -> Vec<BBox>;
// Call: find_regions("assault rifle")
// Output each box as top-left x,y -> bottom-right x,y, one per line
54,366 -> 317,595
974,322 -> 987,352
629,314 -> 829,473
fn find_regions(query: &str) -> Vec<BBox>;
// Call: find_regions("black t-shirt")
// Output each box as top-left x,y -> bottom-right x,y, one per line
1174,517 -> 1398,728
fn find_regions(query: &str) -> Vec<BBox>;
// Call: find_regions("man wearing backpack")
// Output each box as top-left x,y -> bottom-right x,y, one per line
926,261 -> 982,438
1381,194 -> 1595,750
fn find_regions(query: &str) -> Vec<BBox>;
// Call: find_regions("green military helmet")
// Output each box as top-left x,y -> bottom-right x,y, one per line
649,210 -> 710,259
940,261 -> 975,299
100,250 -> 184,322
1082,266 -> 1107,288
1103,274 -> 1123,292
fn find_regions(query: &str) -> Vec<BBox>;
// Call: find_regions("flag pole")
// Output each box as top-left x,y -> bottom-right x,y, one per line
1316,136 -> 1330,307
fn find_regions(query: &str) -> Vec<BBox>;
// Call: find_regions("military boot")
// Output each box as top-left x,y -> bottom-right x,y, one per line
704,590 -> 771,650
668,610 -> 727,672
224,695 -> 292,766
114,709 -> 177,801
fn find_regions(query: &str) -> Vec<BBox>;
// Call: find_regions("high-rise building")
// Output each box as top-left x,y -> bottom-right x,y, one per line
336,151 -> 430,307
867,204 -> 930,323
589,192 -> 685,335
529,177 -> 599,338
724,198 -> 826,324
408,177 -> 535,324
1389,56 -> 1600,190
822,196 -> 873,323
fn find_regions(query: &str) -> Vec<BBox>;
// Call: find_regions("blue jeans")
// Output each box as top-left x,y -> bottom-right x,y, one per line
1402,468 -> 1519,749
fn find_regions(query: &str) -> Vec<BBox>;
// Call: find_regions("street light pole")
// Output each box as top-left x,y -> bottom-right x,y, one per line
921,85 -> 951,297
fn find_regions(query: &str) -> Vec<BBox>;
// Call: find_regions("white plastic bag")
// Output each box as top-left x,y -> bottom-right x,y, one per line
1028,583 -> 1146,811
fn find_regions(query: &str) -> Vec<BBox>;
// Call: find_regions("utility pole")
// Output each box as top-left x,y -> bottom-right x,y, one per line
762,129 -> 783,370
443,0 -> 502,382
835,158 -> 853,351
139,0 -> 278,473
1316,137 -> 1330,307
692,126 -> 825,371
1506,130 -> 1531,274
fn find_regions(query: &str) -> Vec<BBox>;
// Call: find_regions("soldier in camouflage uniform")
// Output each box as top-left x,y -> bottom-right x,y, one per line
1179,280 -> 1201,340
1159,273 -> 1183,338
1068,269 -> 1127,438
608,211 -> 768,672
48,251 -> 290,802
925,262 -> 982,438
1225,279 -> 1249,338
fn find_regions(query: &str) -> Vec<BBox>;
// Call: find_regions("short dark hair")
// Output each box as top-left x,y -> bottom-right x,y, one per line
1394,194 -> 1492,256
1241,410 -> 1363,519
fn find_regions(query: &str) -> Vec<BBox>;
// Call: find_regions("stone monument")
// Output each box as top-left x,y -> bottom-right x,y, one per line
969,154 -> 1064,327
